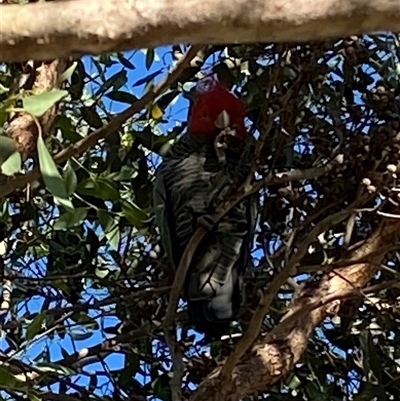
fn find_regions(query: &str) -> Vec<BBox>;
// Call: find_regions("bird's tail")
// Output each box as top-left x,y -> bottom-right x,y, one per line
186,268 -> 242,339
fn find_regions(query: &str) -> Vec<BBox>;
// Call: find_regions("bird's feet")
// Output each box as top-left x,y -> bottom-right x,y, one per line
197,214 -> 215,231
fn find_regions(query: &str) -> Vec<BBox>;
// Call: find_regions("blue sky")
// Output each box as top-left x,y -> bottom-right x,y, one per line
90,46 -> 190,127
0,46 -> 209,399
3,36 -> 397,398
0,45 -> 335,397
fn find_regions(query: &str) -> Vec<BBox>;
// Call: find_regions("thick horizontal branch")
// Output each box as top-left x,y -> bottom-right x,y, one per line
1,0 -> 400,62
189,216 -> 400,401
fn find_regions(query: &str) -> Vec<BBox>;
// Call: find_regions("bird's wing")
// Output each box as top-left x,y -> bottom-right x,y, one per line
153,165 -> 180,269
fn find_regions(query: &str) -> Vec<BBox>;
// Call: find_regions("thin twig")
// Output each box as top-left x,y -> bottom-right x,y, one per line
295,242 -> 400,275
0,44 -> 204,199
221,186 -> 366,378
163,154 -> 344,383
278,277 -> 400,329
164,329 -> 185,401
1,44 -> 204,399
248,154 -> 344,197
1,326 -> 150,383
377,210 -> 400,219
163,226 -> 207,401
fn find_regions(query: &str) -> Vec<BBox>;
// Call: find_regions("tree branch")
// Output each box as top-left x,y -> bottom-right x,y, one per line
0,45 -> 204,199
189,216 -> 400,401
221,198 -> 357,378
162,156 -> 344,397
1,0 -> 400,62
1,326 -> 149,384
164,156 -> 345,335
163,226 -> 207,401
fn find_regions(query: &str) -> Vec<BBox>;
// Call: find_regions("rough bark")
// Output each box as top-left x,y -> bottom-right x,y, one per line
0,45 -> 203,199
0,59 -> 68,189
6,60 -> 68,160
1,0 -> 400,62
189,217 -> 400,401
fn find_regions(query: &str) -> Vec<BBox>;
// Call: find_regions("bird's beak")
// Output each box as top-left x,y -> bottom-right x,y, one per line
215,110 -> 230,130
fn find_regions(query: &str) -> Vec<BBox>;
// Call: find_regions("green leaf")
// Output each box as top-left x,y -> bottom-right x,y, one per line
97,210 -> 120,250
132,69 -> 162,87
70,60 -> 85,101
304,382 -> 329,401
121,200 -> 149,228
117,54 -> 136,70
0,97 -> 15,127
97,178 -> 119,201
111,70 -> 128,90
101,70 -> 127,92
287,373 -> 301,389
106,90 -> 138,104
37,133 -> 74,211
97,179 -> 120,201
0,365 -> 17,387
0,136 -> 18,165
53,279 -> 71,295
118,355 -> 141,386
360,329 -> 381,380
146,48 -> 155,70
76,179 -> 96,197
78,178 -> 119,201
81,106 -> 103,129
27,392 -> 40,401
150,103 -> 163,120
35,362 -> 75,376
1,151 -> 22,176
0,83 -> 10,95
99,54 -> 116,68
156,90 -> 179,110
54,114 -> 81,142
353,383 -> 388,401
23,90 -> 68,117
69,331 -> 94,341
108,165 -> 136,181
60,61 -> 78,82
71,312 -> 98,327
63,160 -> 77,196
97,209 -> 115,232
95,266 -> 111,279
0,136 -> 21,176
214,61 -> 236,88
0,108 -> 8,127
26,312 -> 46,340
53,207 -> 88,230
151,374 -> 171,401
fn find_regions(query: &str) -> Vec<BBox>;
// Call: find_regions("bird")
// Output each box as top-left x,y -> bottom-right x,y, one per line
153,79 -> 256,339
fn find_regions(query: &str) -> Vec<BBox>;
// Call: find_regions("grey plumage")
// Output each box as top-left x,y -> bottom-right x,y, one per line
154,130 -> 256,338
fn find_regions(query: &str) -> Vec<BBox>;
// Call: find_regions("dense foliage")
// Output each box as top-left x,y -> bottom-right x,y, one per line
0,33 -> 400,401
